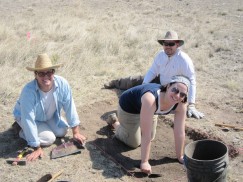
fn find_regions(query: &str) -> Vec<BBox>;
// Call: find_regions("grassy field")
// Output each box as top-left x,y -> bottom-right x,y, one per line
0,0 -> 242,181
0,0 -> 242,109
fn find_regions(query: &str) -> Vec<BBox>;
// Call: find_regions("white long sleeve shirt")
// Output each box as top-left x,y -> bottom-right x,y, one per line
143,49 -> 196,104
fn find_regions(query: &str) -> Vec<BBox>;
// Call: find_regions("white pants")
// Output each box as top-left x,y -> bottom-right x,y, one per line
17,117 -> 68,146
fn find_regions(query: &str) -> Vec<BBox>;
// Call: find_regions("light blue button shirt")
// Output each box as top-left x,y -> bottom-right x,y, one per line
13,75 -> 80,147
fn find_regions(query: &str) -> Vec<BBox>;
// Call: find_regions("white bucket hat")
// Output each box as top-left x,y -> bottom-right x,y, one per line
158,30 -> 184,46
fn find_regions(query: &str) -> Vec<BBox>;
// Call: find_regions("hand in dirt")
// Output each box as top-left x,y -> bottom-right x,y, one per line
26,147 -> 44,162
73,133 -> 87,146
140,161 -> 152,174
72,126 -> 87,146
178,156 -> 184,164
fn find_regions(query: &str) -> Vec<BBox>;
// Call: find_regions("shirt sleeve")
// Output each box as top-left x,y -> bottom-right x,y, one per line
61,79 -> 80,127
19,86 -> 40,147
181,54 -> 196,104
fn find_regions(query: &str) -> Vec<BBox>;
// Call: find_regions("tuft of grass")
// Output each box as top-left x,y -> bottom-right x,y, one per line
0,27 -> 8,41
51,54 -> 60,64
222,80 -> 239,91
218,12 -> 227,16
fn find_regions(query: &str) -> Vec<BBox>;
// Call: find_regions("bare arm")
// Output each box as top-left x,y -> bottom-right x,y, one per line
140,92 -> 157,174
173,102 -> 187,163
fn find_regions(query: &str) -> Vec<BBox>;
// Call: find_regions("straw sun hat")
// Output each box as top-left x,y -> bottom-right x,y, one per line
26,53 -> 63,71
158,30 -> 184,46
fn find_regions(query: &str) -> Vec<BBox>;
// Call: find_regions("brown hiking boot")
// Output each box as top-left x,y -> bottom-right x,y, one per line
106,113 -> 118,126
11,121 -> 21,136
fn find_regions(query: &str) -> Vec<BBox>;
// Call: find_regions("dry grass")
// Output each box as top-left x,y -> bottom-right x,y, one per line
0,0 -> 241,111
0,0 -> 242,114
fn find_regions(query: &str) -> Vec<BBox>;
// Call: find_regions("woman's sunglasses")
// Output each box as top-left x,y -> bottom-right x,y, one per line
171,87 -> 187,98
35,69 -> 55,77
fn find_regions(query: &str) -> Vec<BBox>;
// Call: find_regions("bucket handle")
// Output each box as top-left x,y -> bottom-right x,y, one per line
212,161 -> 228,173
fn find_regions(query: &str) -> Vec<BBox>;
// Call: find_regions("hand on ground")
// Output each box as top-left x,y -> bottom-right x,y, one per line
178,156 -> 184,164
140,161 -> 152,174
187,104 -> 204,119
73,133 -> 87,146
26,147 -> 44,162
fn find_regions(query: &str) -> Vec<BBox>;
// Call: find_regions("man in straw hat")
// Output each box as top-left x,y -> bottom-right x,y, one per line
104,30 -> 204,119
12,53 -> 86,161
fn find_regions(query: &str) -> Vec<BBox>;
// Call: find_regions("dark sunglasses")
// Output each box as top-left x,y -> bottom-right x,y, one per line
171,87 -> 187,98
162,41 -> 177,47
35,70 -> 55,77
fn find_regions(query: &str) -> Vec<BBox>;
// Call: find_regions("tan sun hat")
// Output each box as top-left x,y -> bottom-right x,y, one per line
26,53 -> 63,71
158,30 -> 184,46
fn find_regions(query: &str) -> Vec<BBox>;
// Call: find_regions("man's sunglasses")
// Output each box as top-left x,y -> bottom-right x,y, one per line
162,41 -> 177,47
171,87 -> 187,98
35,69 -> 55,77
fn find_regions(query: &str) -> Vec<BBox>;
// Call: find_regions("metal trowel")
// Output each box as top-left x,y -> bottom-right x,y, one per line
51,138 -> 84,159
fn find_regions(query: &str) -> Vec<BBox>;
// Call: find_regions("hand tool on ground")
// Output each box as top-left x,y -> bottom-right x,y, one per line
37,169 -> 64,182
51,138 -> 83,159
6,147 -> 29,166
132,171 -> 162,178
215,123 -> 243,131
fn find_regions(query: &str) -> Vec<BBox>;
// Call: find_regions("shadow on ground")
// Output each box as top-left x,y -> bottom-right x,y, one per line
0,128 -> 27,159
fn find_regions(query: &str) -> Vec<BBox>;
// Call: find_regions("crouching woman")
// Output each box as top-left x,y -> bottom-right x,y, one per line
107,75 -> 190,174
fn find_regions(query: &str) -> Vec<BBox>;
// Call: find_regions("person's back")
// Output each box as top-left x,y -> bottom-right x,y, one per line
119,83 -> 161,114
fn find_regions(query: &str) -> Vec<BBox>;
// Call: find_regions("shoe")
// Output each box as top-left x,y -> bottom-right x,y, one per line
11,121 -> 21,136
104,80 -> 116,89
106,113 -> 118,126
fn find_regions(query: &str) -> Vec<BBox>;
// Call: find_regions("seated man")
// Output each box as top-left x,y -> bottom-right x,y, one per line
13,53 -> 86,161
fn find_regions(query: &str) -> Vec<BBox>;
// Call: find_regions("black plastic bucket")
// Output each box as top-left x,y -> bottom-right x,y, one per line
184,139 -> 229,182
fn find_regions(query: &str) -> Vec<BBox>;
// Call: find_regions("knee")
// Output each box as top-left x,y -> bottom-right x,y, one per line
127,141 -> 140,149
39,131 -> 56,146
53,127 -> 68,137
115,134 -> 140,148
115,126 -> 141,148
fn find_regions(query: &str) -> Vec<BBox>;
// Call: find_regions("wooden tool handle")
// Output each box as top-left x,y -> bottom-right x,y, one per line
215,123 -> 243,131
48,169 -> 64,182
